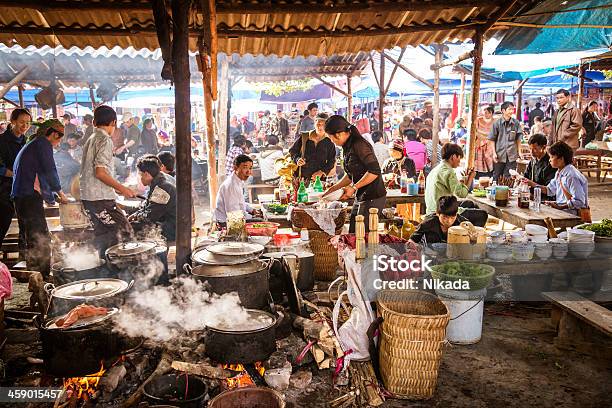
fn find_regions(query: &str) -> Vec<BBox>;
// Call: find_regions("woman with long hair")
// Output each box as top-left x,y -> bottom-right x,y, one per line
322,115 -> 386,233
581,100 -> 599,147
474,105 -> 495,178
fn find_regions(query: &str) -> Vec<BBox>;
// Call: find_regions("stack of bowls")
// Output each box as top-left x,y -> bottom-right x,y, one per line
487,243 -> 510,262
567,229 -> 596,258
512,242 -> 535,262
525,224 -> 548,243
510,231 -> 527,244
489,231 -> 507,245
549,238 -> 568,258
534,243 -> 552,260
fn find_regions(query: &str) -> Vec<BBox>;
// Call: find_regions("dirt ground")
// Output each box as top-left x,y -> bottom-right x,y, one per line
284,303 -> 611,408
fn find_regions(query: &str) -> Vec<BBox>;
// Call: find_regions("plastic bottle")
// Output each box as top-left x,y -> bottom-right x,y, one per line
533,186 -> 542,212
518,179 -> 530,208
279,180 -> 288,205
400,170 -> 408,194
313,175 -> 324,193
297,180 -> 308,203
417,170 -> 425,195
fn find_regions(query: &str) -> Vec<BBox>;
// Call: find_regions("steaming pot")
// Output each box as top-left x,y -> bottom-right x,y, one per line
105,240 -> 158,271
45,278 -> 133,317
51,257 -> 108,286
59,200 -> 91,229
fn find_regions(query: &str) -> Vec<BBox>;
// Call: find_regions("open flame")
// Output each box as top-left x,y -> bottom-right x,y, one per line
63,364 -> 106,401
222,363 -> 265,389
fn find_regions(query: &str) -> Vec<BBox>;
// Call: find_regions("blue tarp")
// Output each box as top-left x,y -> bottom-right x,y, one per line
495,0 -> 612,55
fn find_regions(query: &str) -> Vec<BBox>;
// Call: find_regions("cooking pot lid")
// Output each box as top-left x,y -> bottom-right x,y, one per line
192,247 -> 257,265
206,242 -> 264,257
52,278 -> 129,299
44,307 -> 119,330
191,259 -> 267,277
106,241 -> 157,257
207,309 -> 275,333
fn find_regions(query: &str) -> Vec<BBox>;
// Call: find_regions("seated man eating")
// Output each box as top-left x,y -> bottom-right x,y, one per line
410,195 -> 472,244
128,155 -> 176,242
214,154 -> 263,229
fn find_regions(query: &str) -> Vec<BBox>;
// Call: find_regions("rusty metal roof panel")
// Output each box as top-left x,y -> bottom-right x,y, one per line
0,1 -> 521,56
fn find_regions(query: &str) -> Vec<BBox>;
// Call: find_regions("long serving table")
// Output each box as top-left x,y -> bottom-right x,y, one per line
469,194 -> 582,230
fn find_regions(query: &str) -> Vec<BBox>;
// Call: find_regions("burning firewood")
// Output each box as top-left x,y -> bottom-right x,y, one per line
171,360 -> 233,379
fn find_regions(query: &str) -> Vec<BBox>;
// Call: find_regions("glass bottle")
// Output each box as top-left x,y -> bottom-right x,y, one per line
297,180 -> 308,203
313,175 -> 324,193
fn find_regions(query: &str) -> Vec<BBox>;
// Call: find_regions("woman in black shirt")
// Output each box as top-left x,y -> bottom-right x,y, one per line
289,113 -> 336,182
322,115 -> 386,233
581,101 -> 599,147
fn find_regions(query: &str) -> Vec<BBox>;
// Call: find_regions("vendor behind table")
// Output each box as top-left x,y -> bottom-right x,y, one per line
323,115 -> 386,233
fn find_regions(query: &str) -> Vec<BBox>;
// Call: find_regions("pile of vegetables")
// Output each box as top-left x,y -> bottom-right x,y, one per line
431,261 -> 495,290
578,219 -> 612,237
264,202 -> 288,214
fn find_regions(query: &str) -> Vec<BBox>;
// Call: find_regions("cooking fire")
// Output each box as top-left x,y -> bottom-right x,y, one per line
221,362 -> 266,389
63,363 -> 105,401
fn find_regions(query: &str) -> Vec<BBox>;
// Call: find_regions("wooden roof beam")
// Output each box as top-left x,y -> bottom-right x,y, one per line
0,20 -> 482,39
312,75 -> 349,97
0,0 -> 494,13
380,51 -> 433,90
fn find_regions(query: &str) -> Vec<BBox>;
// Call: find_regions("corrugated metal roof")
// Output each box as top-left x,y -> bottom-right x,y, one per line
0,0 -> 529,57
229,52 -> 369,82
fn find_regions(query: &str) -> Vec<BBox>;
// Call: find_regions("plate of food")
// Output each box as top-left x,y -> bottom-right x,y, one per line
472,188 -> 487,198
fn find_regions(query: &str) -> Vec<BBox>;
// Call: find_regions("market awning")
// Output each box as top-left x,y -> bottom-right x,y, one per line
494,0 -> 612,55
0,0 -> 530,57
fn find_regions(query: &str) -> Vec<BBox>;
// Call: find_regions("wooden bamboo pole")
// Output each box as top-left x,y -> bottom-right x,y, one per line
577,63 -> 586,110
467,29 -> 484,168
515,78 -> 529,125
172,0 -> 192,272
431,44 -> 443,167
199,47 -> 219,212
50,57 -> 58,118
459,72 -> 466,121
17,85 -> 24,107
0,67 -> 29,99
217,54 -> 229,182
347,73 -> 353,121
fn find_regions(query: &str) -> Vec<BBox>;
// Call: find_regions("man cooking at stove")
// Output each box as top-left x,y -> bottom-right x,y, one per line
128,155 -> 176,243
80,105 -> 136,256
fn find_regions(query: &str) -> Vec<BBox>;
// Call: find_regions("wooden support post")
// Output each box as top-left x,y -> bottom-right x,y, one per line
89,84 -> 97,109
17,85 -> 24,107
172,0 -> 192,273
577,63 -> 586,110
0,67 -> 29,99
378,52 -> 385,140
313,75 -> 349,97
217,54 -> 229,182
199,45 -> 219,213
431,44 -> 443,167
49,57 -> 58,118
467,29 -> 484,168
347,73 -> 353,121
459,72 -> 466,120
514,78 -> 529,125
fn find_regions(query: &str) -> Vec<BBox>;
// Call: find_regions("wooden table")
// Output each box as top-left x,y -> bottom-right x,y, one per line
261,207 -> 292,228
470,194 -> 581,229
384,189 -> 425,210
575,141 -> 612,183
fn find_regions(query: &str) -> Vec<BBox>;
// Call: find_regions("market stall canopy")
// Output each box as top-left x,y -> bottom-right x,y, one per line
0,0 -> 532,57
229,53 -> 369,82
0,44 -> 201,88
494,0 -> 612,55
578,50 -> 612,72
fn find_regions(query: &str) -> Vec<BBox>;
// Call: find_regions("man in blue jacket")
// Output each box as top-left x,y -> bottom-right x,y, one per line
12,119 -> 68,278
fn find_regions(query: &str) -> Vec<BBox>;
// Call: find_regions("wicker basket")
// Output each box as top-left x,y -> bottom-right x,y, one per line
308,230 -> 339,281
376,290 -> 450,400
291,208 -> 347,234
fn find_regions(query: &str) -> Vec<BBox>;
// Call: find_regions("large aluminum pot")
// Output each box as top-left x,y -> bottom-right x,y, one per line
186,259 -> 272,310
51,257 -> 108,286
45,278 -> 133,317
59,200 -> 91,229
205,309 -> 278,364
261,251 -> 314,292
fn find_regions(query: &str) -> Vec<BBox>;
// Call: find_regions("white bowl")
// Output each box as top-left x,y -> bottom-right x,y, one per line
525,224 -> 548,236
487,244 -> 510,262
528,235 -> 548,243
321,189 -> 344,202
248,236 -> 272,246
489,231 -> 507,244
513,243 -> 535,261
510,231 -> 527,243
534,243 -> 552,260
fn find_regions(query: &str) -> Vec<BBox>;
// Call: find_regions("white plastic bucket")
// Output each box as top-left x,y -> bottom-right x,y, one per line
436,288 -> 486,345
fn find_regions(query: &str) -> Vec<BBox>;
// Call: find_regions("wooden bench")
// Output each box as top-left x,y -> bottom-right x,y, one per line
542,291 -> 612,359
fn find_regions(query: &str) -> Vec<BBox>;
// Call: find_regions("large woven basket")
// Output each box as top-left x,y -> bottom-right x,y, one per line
376,290 -> 450,400
308,230 -> 339,281
291,208 -> 347,234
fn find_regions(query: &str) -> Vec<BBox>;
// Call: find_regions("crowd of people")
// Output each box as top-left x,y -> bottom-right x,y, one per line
0,106 -> 178,283
216,89 -> 598,242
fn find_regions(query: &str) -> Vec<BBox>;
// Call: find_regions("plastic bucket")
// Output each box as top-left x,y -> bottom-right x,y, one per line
436,288 -> 486,345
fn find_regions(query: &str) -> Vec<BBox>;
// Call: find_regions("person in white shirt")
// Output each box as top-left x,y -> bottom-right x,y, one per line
259,135 -> 284,183
371,130 -> 389,169
213,154 -> 262,227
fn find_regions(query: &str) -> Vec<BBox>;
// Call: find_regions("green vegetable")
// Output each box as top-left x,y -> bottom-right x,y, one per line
578,219 -> 612,237
431,262 -> 495,290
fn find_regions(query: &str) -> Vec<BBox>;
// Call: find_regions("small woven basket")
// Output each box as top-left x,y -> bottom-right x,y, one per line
308,230 -> 339,281
291,208 -> 347,234
377,290 -> 449,400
